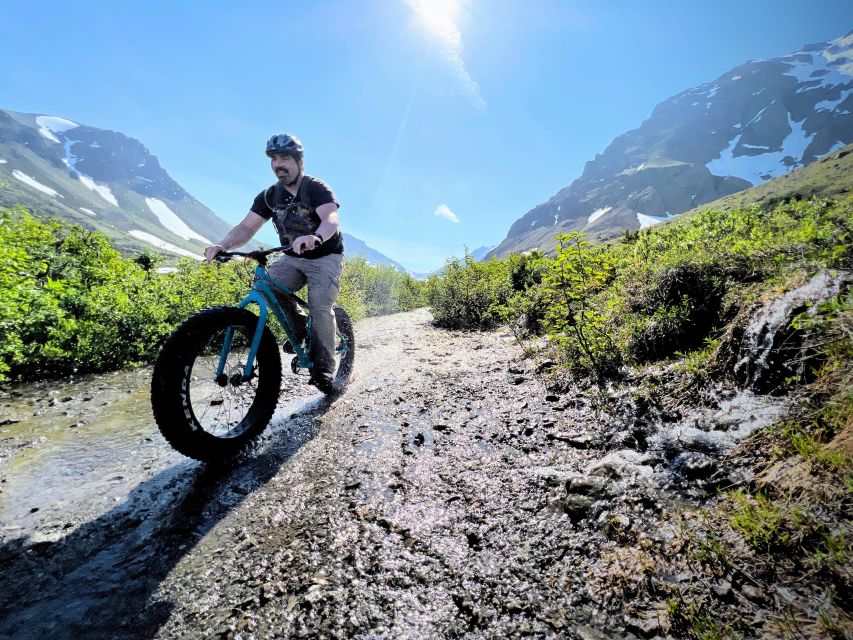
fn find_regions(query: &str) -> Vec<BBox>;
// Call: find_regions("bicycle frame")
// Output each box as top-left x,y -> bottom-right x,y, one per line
216,265 -> 314,381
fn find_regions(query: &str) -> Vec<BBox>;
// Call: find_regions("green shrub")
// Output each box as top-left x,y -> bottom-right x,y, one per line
540,233 -> 621,375
426,252 -> 515,330
0,207 -> 427,382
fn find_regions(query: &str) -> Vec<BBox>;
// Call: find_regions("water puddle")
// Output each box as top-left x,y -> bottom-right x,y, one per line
0,368 -> 327,541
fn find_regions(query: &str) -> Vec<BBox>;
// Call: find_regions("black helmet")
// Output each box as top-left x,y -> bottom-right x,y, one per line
265,133 -> 303,160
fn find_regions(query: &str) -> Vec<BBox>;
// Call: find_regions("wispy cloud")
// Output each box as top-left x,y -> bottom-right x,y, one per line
435,204 -> 460,223
405,0 -> 485,110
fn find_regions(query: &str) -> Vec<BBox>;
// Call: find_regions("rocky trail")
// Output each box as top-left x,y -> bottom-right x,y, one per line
0,308 -> 792,639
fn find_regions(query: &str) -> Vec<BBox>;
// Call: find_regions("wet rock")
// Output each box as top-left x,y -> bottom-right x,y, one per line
574,625 -> 611,640
624,611 -> 665,637
545,394 -> 560,402
553,494 -> 594,520
588,450 -> 657,479
548,431 -> 594,448
566,475 -> 611,499
673,452 -> 717,479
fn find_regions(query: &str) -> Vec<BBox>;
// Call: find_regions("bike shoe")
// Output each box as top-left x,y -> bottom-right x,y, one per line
309,373 -> 338,396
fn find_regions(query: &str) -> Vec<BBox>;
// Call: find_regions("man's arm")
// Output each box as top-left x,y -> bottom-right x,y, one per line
204,211 -> 267,261
293,203 -> 340,255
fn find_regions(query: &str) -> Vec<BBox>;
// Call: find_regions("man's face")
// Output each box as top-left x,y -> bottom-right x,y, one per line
270,153 -> 302,186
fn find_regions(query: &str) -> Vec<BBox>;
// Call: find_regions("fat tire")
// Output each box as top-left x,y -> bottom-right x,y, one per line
331,305 -> 356,393
151,306 -> 281,461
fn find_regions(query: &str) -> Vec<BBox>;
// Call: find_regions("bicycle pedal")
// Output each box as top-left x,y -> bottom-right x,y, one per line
290,357 -> 311,376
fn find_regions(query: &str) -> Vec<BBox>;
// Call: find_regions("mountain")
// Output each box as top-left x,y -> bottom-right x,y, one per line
489,31 -> 853,259
470,245 -> 495,261
0,109 -> 231,259
0,108 -> 404,268
341,233 -> 407,270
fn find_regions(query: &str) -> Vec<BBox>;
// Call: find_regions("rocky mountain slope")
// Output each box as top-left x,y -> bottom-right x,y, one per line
0,108 -> 404,268
489,31 -> 853,258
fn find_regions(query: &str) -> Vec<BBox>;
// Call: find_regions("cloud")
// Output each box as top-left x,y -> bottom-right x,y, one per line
406,0 -> 485,110
434,204 -> 460,223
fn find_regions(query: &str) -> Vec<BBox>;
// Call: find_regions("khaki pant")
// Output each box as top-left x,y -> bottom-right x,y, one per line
267,252 -> 344,377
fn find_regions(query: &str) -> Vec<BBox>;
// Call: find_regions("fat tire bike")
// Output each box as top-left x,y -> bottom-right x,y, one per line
150,246 -> 355,461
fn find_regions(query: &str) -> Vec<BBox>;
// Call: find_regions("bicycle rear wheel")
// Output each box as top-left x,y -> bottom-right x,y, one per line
331,305 -> 355,393
151,306 -> 282,461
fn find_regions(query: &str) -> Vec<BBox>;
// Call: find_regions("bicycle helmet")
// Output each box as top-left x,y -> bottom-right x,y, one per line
265,133 -> 303,160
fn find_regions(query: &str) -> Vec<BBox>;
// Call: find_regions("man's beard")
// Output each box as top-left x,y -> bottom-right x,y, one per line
278,170 -> 301,188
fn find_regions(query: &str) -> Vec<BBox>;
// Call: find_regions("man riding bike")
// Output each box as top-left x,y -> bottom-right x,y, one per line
204,133 -> 344,394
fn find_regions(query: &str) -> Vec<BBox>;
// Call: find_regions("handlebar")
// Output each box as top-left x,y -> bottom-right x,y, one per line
213,244 -> 293,266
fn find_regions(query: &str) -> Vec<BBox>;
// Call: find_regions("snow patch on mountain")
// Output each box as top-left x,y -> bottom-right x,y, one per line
637,213 -> 668,229
128,230 -> 203,260
145,197 -> 212,243
78,174 -> 118,206
783,39 -> 852,91
815,88 -> 853,112
35,116 -> 78,143
79,208 -> 96,216
12,170 -> 62,197
707,112 -> 815,184
62,138 -> 81,171
587,207 -> 612,225
0,159 -> 7,164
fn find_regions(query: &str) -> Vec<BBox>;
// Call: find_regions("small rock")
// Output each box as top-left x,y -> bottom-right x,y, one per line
555,495 -> 594,520
548,432 -> 593,448
566,475 -> 611,499
413,433 -> 425,446
545,394 -> 560,402
712,579 -> 732,598
775,586 -> 797,603
535,360 -> 556,374
741,584 -> 765,602
674,452 -> 717,480
624,612 -> 663,637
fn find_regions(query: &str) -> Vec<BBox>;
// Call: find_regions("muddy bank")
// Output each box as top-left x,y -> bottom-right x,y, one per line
0,308 -> 802,638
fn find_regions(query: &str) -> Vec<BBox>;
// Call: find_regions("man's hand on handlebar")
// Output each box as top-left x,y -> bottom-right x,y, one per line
204,244 -> 225,262
292,235 -> 319,255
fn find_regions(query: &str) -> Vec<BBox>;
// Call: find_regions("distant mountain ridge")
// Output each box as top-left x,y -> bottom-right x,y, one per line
0,108 -> 404,267
489,31 -> 853,258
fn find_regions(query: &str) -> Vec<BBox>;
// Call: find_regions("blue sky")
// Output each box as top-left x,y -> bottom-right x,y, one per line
1,1 -> 850,271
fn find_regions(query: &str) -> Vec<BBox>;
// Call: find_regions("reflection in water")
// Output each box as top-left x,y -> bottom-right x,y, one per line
0,365 -> 325,542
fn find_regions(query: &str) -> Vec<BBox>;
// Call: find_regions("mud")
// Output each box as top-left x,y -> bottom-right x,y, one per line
0,309 -> 789,639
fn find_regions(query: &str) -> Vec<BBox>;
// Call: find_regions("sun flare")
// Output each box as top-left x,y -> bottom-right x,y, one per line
407,0 -> 461,43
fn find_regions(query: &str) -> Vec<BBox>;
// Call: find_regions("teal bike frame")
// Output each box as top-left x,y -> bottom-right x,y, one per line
217,264 -> 314,383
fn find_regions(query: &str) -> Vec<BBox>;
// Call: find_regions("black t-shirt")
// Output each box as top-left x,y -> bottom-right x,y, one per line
250,175 -> 344,259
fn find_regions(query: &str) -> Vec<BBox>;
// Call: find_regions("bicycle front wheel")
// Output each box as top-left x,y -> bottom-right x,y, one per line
151,306 -> 282,461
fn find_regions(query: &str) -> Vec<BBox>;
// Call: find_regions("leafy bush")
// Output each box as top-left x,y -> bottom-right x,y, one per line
540,233 -> 621,375
426,251 -> 545,331
424,196 -> 853,378
0,207 -> 426,382
426,253 -> 513,330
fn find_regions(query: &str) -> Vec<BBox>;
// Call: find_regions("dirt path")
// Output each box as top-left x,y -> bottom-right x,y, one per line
0,308 -> 787,639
